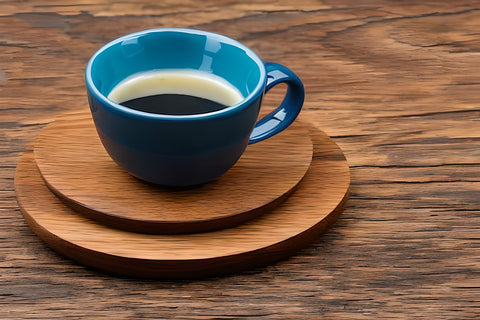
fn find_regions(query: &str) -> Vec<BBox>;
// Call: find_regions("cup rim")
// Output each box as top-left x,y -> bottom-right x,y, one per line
85,28 -> 267,120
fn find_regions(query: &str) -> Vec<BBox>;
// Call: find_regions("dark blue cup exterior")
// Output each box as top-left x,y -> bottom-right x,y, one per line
85,28 -> 304,186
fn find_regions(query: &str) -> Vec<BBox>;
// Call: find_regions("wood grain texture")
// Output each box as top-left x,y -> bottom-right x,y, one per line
17,126 -> 348,278
34,110 -> 313,234
1,0 -> 479,318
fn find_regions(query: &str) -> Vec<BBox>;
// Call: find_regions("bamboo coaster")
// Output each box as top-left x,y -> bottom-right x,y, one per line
33,111 -> 313,234
15,125 -> 350,279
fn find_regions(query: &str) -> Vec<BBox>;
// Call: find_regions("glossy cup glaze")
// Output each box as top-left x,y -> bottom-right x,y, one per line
85,28 -> 304,186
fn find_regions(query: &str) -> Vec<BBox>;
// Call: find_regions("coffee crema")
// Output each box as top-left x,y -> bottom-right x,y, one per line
107,70 -> 244,115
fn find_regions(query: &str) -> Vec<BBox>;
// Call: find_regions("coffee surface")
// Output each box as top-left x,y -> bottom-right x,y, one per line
107,69 -> 244,115
120,93 -> 228,115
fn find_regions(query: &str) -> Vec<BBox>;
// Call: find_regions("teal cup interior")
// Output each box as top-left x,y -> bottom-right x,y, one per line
87,28 -> 265,112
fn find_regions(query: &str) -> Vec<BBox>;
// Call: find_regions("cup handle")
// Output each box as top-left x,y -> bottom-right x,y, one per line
249,62 -> 305,144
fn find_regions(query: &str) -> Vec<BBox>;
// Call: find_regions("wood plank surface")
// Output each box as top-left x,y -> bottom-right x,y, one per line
1,0 -> 479,319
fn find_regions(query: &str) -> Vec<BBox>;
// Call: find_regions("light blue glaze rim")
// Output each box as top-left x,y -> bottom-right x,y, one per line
85,28 -> 267,121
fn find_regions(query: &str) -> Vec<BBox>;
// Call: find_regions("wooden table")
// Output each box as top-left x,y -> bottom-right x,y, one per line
1,1 -> 478,318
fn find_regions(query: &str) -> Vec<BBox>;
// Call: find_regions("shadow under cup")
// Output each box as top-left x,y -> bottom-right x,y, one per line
85,28 -> 302,187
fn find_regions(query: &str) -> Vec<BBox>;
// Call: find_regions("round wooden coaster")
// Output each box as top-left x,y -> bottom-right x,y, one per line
15,125 -> 350,279
33,110 -> 313,234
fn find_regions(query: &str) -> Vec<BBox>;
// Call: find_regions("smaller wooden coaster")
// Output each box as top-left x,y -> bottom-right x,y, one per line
34,110 -> 313,234
15,125 -> 350,279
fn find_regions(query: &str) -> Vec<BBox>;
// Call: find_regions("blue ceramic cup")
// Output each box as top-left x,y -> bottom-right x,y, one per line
85,28 -> 304,186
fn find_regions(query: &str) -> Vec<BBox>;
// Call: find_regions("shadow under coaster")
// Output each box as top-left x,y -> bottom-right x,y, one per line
15,110 -> 350,279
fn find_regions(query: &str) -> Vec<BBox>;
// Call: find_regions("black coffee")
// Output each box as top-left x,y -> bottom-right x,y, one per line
107,70 -> 244,115
120,93 -> 228,115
